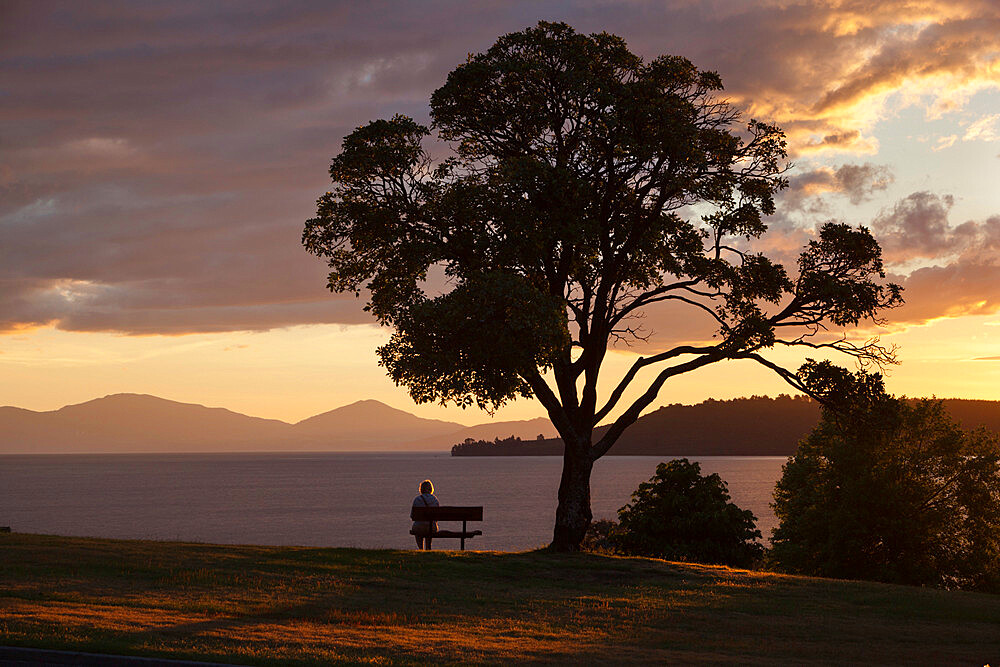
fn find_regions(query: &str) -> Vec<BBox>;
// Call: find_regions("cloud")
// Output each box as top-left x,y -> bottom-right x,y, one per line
864,191 -> 1000,326
872,192 -> 960,263
835,164 -> 896,204
871,191 -> 1000,265
893,261 -> 1000,326
1,1 -> 999,335
782,162 -> 894,210
934,135 -> 959,151
796,130 -> 879,155
63,137 -> 138,158
642,191 -> 1000,344
964,113 -> 1000,141
710,4 -> 1000,156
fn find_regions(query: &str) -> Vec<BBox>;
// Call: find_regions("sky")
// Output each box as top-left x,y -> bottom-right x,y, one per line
2,0 -> 1000,424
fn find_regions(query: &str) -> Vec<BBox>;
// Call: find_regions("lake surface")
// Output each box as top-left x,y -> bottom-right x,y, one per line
0,453 -> 786,551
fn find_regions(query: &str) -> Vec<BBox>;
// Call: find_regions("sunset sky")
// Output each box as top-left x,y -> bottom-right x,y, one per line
2,0 -> 1000,424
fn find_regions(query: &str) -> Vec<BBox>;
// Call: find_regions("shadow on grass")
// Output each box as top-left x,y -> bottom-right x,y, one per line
3,533 -> 1000,665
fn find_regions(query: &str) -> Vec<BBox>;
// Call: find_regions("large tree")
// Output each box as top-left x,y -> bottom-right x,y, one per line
770,362 -> 1000,591
303,22 -> 901,551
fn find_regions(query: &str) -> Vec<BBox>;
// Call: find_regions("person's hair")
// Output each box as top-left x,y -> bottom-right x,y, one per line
419,479 -> 434,494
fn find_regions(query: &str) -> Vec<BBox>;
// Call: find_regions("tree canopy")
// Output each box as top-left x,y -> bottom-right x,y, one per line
610,459 -> 765,567
303,22 -> 902,550
770,361 -> 1000,591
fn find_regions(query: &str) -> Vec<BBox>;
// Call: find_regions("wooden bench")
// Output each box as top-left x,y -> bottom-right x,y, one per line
410,505 -> 483,550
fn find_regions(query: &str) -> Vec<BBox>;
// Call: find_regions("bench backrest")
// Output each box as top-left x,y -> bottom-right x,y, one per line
411,505 -> 483,522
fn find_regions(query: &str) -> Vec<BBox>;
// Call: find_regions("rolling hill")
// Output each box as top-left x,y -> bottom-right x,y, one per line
0,394 -> 547,454
0,394 -> 295,453
6,393 -> 1000,456
293,399 -> 464,447
452,395 -> 1000,457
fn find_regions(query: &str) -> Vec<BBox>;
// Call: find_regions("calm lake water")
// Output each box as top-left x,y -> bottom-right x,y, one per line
0,453 -> 786,551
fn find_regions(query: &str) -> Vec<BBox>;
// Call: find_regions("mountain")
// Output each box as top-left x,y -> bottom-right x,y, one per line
452,396 -> 1000,457
596,395 -> 820,456
293,400 -> 464,449
8,393 -> 1000,456
452,395 -> 820,456
932,398 -> 1000,432
0,394 -> 547,453
0,394 -> 296,453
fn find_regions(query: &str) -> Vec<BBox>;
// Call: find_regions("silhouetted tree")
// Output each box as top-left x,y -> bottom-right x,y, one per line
610,459 -> 764,566
770,361 -> 1000,591
303,22 -> 901,551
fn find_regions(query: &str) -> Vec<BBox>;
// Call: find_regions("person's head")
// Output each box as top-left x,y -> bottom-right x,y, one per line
419,479 -> 434,495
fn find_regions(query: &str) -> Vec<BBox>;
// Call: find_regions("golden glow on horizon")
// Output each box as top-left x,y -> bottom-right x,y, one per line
5,314 -> 1000,426
4,2 -> 1000,426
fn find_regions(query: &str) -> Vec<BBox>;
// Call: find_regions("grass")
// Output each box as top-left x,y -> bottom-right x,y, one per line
1,533 -> 999,665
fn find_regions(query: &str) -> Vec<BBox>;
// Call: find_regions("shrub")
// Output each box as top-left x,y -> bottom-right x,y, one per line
770,362 -> 1000,591
581,519 -> 619,555
604,459 -> 764,567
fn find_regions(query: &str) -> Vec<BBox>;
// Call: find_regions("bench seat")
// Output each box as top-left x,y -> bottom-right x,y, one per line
410,505 -> 483,550
410,529 -> 482,539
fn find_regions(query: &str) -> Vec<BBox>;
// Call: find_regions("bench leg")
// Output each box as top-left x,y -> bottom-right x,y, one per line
461,520 -> 466,551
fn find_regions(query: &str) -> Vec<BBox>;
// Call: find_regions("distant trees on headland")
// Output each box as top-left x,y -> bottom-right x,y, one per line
451,435 -> 560,456
451,395 -> 820,456
451,393 -> 1000,459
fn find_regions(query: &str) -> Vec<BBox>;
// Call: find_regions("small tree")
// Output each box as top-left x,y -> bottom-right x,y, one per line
303,22 -> 901,551
770,361 -> 1000,591
609,459 -> 764,567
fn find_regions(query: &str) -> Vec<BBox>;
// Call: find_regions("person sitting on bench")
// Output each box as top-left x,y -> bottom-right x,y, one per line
411,479 -> 439,550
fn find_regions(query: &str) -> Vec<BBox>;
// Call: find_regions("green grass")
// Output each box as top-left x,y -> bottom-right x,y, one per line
1,533 -> 998,665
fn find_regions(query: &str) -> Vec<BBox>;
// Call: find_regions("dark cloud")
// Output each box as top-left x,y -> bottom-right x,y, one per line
1,1 -> 998,334
836,164 -> 895,205
872,192 -> 959,262
782,162 -> 894,211
803,130 -> 862,151
865,192 -> 1000,326
872,192 -> 1000,265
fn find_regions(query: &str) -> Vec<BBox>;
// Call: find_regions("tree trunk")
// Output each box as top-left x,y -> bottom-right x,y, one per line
550,440 -> 594,551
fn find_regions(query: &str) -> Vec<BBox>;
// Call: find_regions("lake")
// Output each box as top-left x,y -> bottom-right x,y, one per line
0,453 -> 787,551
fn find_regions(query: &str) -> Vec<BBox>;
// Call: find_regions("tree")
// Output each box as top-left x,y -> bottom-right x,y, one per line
303,22 -> 902,551
770,361 -> 1000,591
610,459 -> 764,567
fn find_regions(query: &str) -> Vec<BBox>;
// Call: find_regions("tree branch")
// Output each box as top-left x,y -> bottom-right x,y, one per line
521,366 -> 578,442
593,344 -> 719,425
591,351 -> 723,460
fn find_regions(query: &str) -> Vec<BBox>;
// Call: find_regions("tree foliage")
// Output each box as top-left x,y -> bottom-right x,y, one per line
303,21 -> 902,550
603,459 -> 764,567
770,361 -> 1000,591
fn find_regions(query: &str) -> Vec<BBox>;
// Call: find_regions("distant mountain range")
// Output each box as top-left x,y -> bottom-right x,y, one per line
0,394 -> 557,454
452,396 -> 1000,457
5,393 -> 1000,456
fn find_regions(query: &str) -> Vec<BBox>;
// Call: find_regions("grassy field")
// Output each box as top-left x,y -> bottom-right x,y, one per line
1,533 -> 998,665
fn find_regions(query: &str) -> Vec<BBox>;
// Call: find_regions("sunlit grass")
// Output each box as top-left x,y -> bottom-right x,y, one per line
2,533 -> 998,664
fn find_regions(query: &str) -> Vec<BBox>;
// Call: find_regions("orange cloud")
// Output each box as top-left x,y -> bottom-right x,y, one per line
2,1 -> 999,335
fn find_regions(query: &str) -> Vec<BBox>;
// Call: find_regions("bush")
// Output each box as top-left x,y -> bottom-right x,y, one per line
770,362 -> 1000,591
580,519 -> 619,555
594,459 -> 764,567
